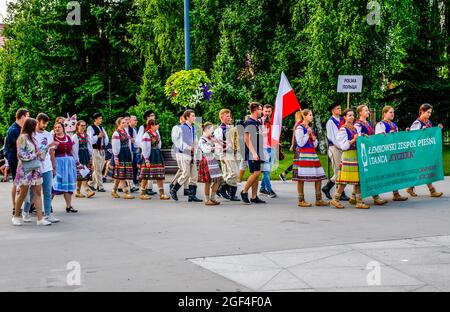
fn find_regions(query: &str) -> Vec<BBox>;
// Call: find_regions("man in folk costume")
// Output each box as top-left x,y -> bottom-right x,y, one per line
375,106 -> 409,201
169,111 -> 189,196
123,112 -> 139,193
321,101 -> 350,201
213,109 -> 240,201
87,112 -> 109,192
170,110 -> 202,202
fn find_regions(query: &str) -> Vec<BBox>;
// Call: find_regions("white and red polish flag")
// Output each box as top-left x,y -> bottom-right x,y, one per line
270,72 -> 301,147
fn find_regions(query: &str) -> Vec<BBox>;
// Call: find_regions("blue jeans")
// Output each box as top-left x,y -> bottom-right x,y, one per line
261,148 -> 273,192
23,170 -> 53,216
261,171 -> 272,192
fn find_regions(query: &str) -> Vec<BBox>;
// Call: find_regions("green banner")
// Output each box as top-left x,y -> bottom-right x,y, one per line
357,127 -> 444,198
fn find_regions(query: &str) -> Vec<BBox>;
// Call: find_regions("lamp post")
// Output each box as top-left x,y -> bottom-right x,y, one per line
184,0 -> 190,70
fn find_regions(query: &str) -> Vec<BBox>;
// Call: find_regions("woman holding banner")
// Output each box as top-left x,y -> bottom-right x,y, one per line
375,106 -> 409,202
354,105 -> 388,206
293,109 -> 329,207
330,109 -> 370,209
406,103 -> 443,198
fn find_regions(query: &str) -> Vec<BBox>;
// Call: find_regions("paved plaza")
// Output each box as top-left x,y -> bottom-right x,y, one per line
0,179 -> 449,292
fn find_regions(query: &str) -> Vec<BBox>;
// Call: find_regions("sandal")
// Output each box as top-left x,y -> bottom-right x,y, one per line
66,206 -> 78,213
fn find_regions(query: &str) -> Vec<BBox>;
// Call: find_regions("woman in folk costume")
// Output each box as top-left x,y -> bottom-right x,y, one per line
198,122 -> 223,206
406,103 -> 443,198
139,119 -> 170,200
110,117 -> 134,199
279,110 -> 303,182
354,105 -> 387,206
53,122 -> 79,213
293,109 -> 329,207
375,106 -> 409,201
72,120 -> 95,199
330,109 -> 370,209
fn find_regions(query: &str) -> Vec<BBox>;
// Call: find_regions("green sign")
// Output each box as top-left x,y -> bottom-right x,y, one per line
357,127 -> 444,198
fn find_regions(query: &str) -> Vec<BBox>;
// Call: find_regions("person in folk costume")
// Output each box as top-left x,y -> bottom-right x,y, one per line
110,117 -> 135,200
169,111 -> 190,196
53,122 -> 79,212
279,110 -> 303,182
293,109 -> 329,207
354,105 -> 388,206
72,120 -> 95,199
136,110 -> 158,196
375,106 -> 409,201
330,109 -> 370,209
122,112 -> 139,193
139,119 -> 171,200
87,113 -> 108,192
322,101 -> 350,201
170,109 -> 203,202
198,122 -> 223,206
406,103 -> 443,198
213,109 -> 241,201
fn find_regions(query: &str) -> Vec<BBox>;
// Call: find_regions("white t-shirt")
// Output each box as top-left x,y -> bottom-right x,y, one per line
34,131 -> 54,173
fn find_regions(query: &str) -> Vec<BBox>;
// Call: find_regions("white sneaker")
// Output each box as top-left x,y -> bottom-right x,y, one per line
22,212 -> 32,222
36,218 -> 52,226
45,214 -> 60,223
12,217 -> 23,226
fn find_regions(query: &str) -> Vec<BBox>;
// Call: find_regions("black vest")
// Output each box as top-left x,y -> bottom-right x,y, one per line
91,125 -> 104,149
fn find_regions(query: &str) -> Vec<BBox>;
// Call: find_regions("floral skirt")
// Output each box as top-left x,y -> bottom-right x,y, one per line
14,163 -> 42,187
139,149 -> 165,180
108,157 -> 133,180
198,156 -> 222,183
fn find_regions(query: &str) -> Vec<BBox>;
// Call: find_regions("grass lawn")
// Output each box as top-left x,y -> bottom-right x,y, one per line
244,145 -> 450,181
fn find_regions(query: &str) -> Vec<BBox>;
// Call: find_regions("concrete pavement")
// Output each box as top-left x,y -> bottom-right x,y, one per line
0,178 -> 449,291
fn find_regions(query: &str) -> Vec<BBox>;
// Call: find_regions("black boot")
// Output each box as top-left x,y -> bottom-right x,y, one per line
183,188 -> 190,196
321,181 -> 335,200
169,183 -> 174,191
170,183 -> 181,201
340,191 -> 350,201
219,184 -> 231,200
188,185 -> 203,202
229,186 -> 241,201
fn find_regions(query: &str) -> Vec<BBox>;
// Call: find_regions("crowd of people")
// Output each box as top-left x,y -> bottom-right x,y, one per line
0,101 -> 444,226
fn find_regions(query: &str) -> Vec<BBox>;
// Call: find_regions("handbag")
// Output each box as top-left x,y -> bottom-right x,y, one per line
21,138 -> 41,173
22,158 -> 41,173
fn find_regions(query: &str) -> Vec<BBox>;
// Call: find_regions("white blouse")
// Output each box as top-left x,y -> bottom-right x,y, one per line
111,131 -> 132,158
141,131 -> 162,162
336,127 -> 354,151
71,134 -> 93,164
295,125 -> 318,148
